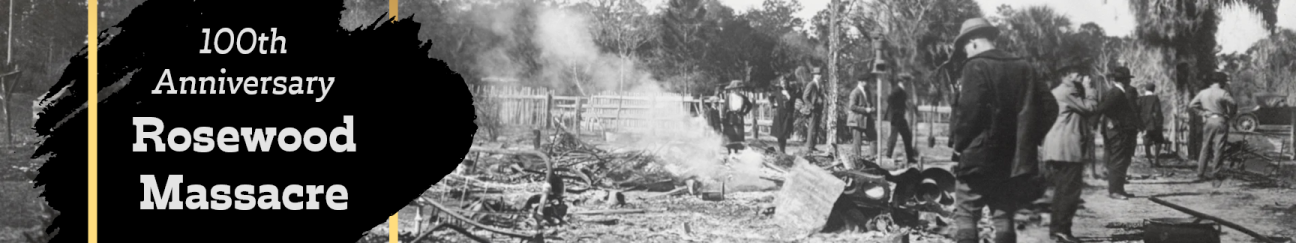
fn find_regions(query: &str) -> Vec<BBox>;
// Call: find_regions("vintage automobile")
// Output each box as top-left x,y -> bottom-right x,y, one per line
1234,92 -> 1294,132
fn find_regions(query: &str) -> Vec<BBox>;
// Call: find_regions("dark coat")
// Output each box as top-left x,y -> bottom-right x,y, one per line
802,81 -> 824,109
885,86 -> 909,124
1137,94 -> 1163,130
1097,83 -> 1142,134
951,49 -> 1057,179
847,85 -> 875,129
722,92 -> 753,142
771,87 -> 800,139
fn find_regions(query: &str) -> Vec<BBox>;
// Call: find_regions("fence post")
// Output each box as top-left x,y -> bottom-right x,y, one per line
546,92 -> 553,129
1290,110 -> 1294,160
751,93 -> 759,142
575,98 -> 584,136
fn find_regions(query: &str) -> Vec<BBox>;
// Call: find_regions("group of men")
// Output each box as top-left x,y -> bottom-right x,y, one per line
944,18 -> 1238,243
703,65 -> 923,163
701,16 -> 1239,243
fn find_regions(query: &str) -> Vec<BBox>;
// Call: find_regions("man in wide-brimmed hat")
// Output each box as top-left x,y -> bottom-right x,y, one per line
801,67 -> 826,152
948,17 -> 1058,243
770,75 -> 801,154
1096,66 -> 1142,201
1189,71 -> 1236,181
721,80 -> 753,154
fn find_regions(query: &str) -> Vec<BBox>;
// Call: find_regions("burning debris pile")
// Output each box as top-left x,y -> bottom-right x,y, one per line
359,125 -> 966,243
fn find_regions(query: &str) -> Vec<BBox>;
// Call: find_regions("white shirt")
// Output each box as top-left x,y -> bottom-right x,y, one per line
728,93 -> 745,111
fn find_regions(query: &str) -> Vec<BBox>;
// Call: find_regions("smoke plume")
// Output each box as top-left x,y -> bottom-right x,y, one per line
466,2 -> 773,191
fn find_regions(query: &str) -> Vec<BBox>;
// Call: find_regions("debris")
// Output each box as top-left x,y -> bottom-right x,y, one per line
1149,196 -> 1282,243
772,156 -> 848,240
570,209 -> 647,215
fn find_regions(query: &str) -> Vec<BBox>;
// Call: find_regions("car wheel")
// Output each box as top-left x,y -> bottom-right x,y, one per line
1235,115 -> 1258,132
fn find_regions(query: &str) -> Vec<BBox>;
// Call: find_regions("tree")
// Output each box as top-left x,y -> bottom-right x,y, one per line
993,5 -> 1096,83
1127,0 -> 1279,158
1242,28 -> 1296,103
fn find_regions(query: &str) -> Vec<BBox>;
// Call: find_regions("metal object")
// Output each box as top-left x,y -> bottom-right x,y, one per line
1142,218 -> 1221,243
1233,92 -> 1292,132
466,146 -> 552,241
702,181 -> 725,201
1149,196 -> 1281,243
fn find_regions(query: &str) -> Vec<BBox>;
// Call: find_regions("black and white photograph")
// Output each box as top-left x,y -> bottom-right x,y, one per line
0,1 -> 87,242
355,0 -> 1295,242
0,0 -> 1273,242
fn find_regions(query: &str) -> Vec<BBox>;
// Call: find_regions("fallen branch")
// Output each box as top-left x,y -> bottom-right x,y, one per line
641,187 -> 689,198
570,209 -> 647,215
1149,196 -> 1280,243
415,195 -> 541,240
759,176 -> 785,183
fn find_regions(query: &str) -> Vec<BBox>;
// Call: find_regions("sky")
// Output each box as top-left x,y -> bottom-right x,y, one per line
645,0 -> 1296,54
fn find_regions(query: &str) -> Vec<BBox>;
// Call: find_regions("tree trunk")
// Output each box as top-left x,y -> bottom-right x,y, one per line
2,79 -> 10,145
826,0 -> 840,149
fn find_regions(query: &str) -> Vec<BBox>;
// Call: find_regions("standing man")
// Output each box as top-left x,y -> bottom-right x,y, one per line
722,80 -> 753,155
1040,73 -> 1098,243
847,76 -> 877,161
949,18 -> 1056,243
771,76 -> 801,154
1096,67 -> 1141,200
1138,83 -> 1167,166
802,67 -> 826,152
885,74 -> 920,163
1189,72 -> 1236,180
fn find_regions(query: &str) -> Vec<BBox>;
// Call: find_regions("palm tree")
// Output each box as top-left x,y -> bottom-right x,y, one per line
1127,0 -> 1278,158
1129,0 -> 1277,89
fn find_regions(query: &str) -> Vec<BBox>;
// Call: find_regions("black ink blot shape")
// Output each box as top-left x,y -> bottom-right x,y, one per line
35,1 -> 471,242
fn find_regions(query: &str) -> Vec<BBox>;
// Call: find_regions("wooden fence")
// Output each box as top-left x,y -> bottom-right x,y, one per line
472,85 -> 954,142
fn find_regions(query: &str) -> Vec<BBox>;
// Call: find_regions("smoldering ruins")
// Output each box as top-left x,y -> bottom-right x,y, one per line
351,1 -> 960,242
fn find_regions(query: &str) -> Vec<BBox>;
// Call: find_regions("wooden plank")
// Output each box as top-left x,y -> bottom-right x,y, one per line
772,157 -> 846,240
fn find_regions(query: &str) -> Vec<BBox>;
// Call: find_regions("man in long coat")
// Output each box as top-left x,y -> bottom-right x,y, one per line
802,67 -> 826,152
721,80 -> 753,154
1040,73 -> 1098,242
847,77 -> 876,161
770,76 -> 800,154
1096,67 -> 1141,200
949,17 -> 1057,243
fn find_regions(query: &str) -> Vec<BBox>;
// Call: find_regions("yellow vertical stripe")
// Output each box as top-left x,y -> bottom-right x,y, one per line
389,0 -> 398,22
87,0 -> 99,242
388,213 -> 398,243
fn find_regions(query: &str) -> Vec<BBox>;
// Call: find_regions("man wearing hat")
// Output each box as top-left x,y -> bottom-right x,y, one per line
721,80 -> 753,154
948,17 -> 1057,243
1189,72 -> 1236,180
770,75 -> 801,154
801,67 -> 826,152
847,75 -> 877,161
1096,66 -> 1142,200
1138,83 -> 1168,166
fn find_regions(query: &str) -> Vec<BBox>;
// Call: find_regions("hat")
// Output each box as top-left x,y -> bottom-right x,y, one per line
1207,71 -> 1230,83
953,18 -> 1000,55
725,80 -> 745,90
1107,66 -> 1134,80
